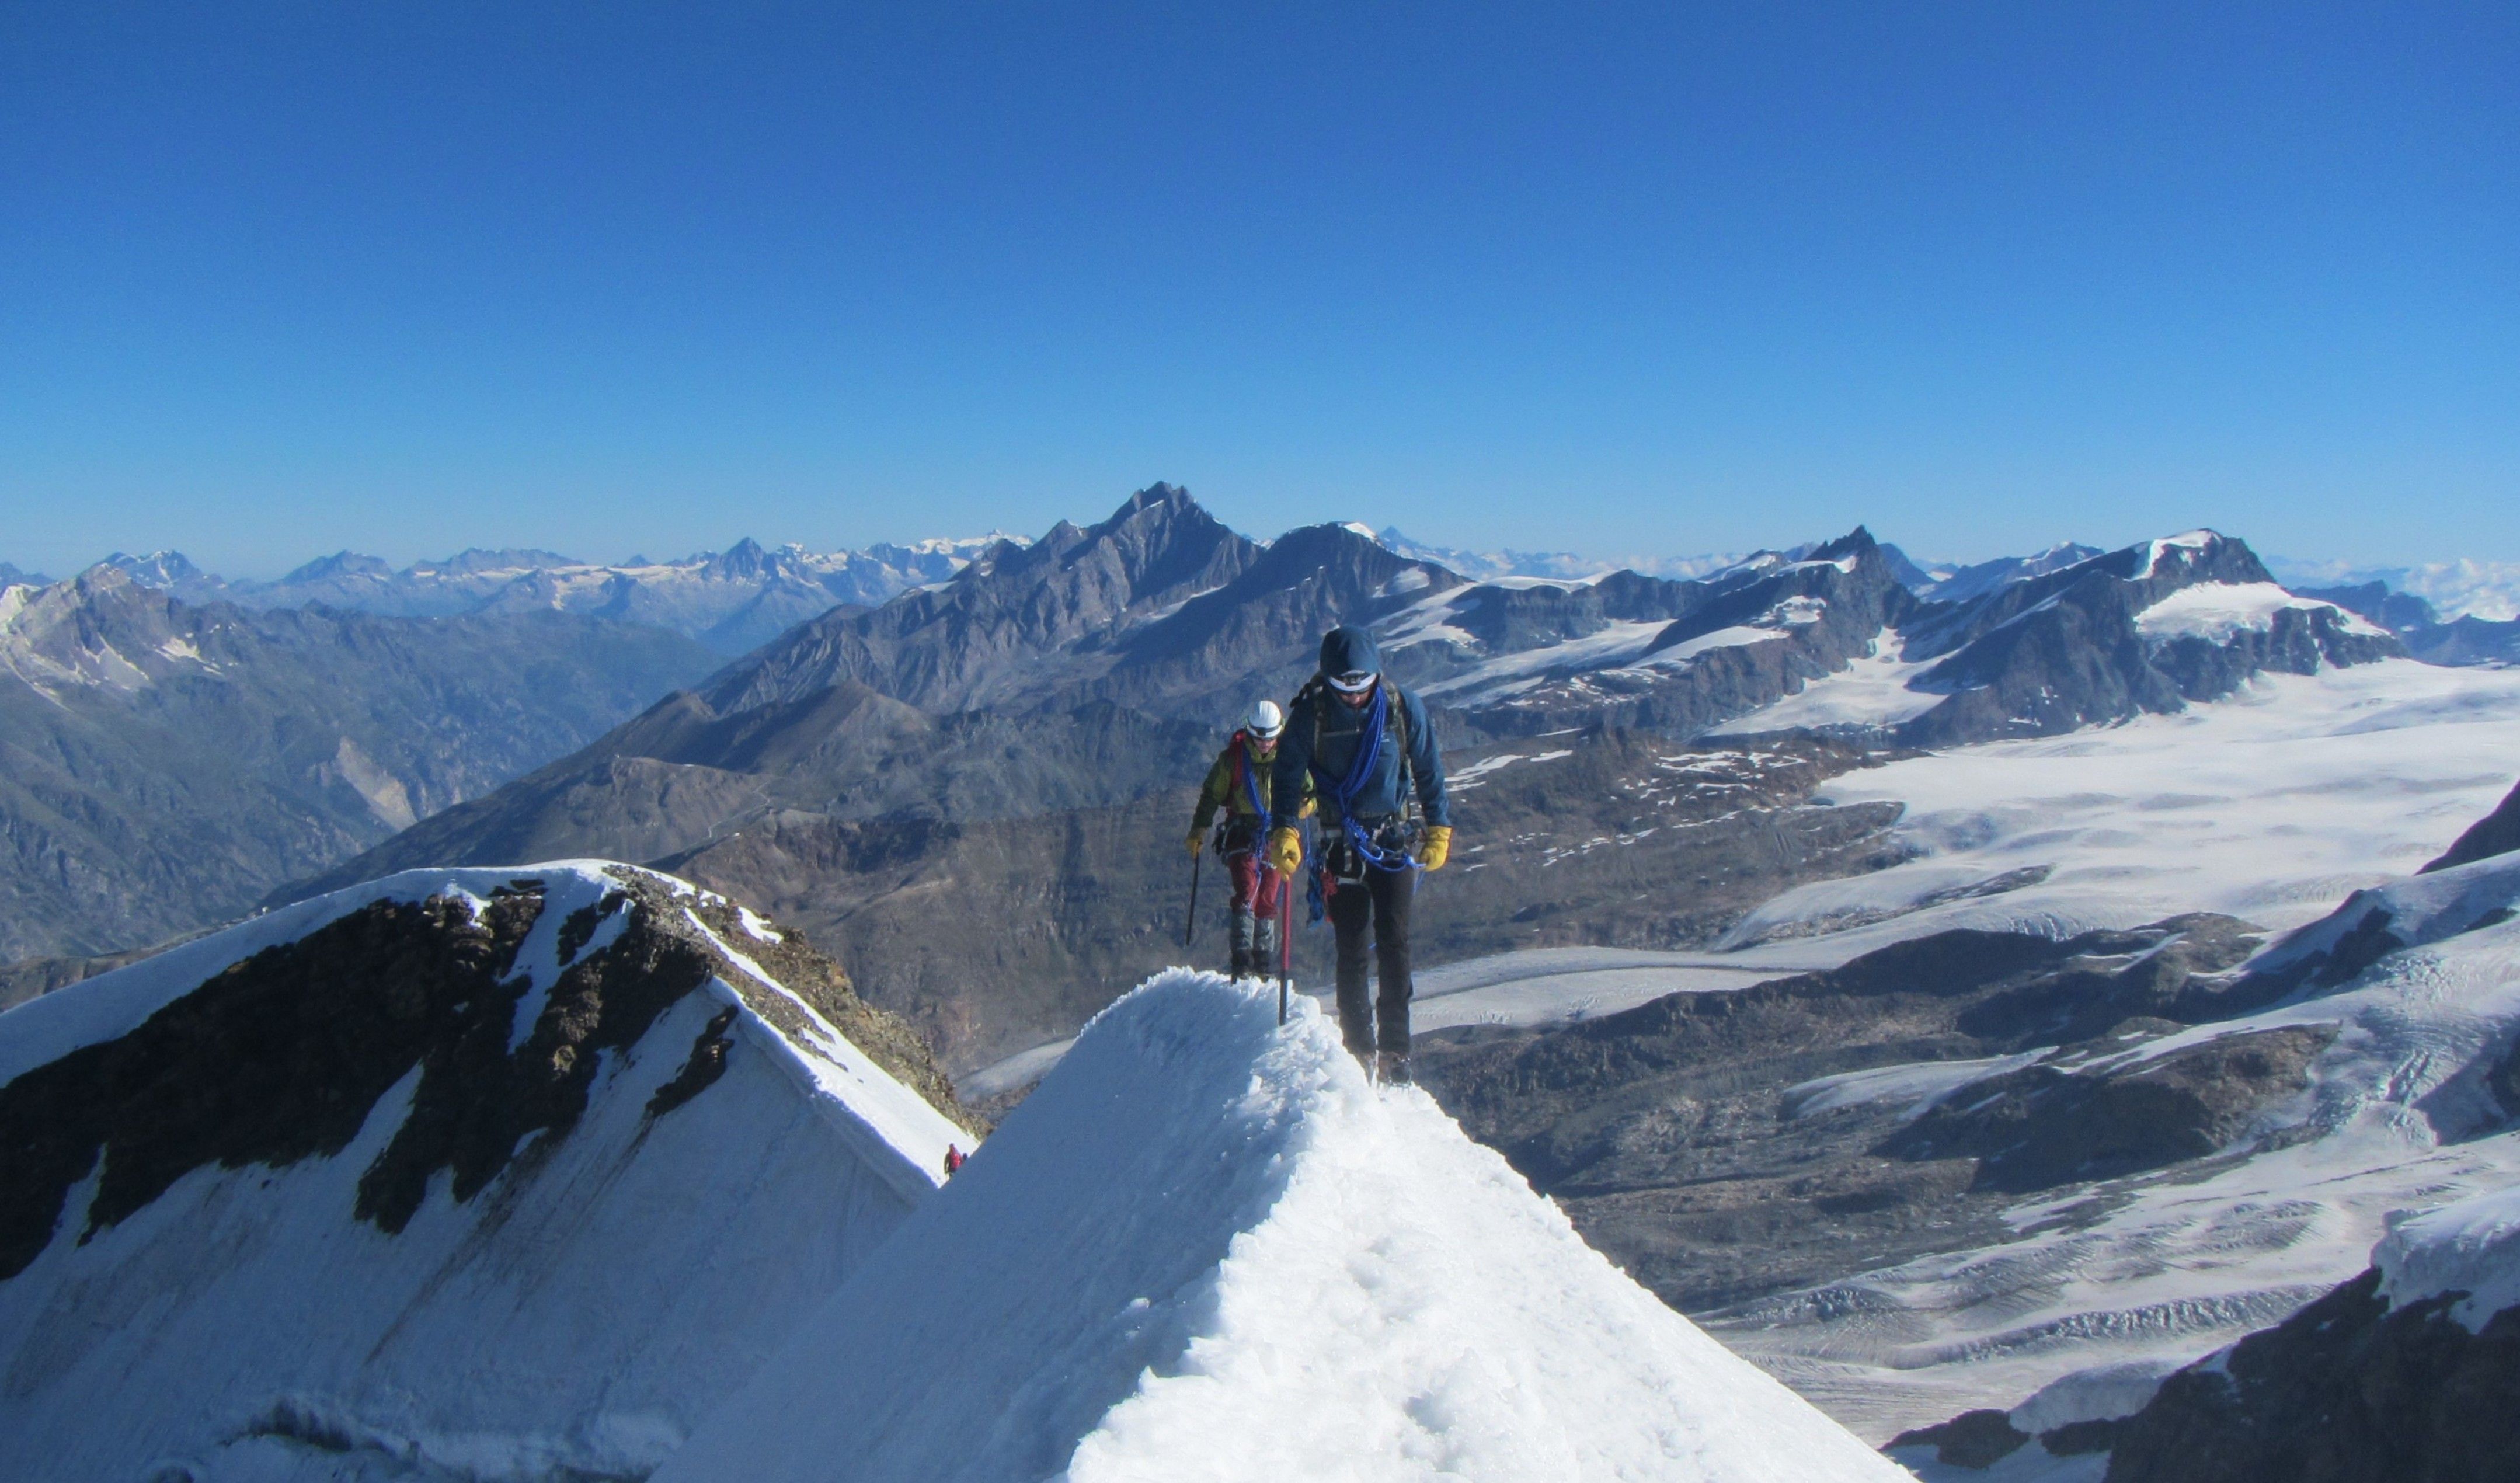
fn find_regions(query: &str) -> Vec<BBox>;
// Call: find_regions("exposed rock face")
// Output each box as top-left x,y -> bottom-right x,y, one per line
1425,530 -> 1920,737
0,569 -> 718,960
1877,1025 -> 2333,1193
1414,916 -> 2295,1310
704,484 -> 1271,715
0,868 -> 972,1282
2294,580 -> 2520,670
0,862 -> 976,1481
2424,778 -> 2520,873
2100,1271 -> 2520,1483
282,692 -> 1219,903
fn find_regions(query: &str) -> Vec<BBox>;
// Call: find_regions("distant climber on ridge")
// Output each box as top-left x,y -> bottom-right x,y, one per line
1188,699 -> 1311,980
1266,625 -> 1452,1084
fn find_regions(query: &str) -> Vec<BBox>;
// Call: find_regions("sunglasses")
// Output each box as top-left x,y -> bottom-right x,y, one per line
1325,670 -> 1378,694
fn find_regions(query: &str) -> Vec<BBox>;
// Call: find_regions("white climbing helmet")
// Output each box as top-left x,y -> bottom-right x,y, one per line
1245,698 -> 1286,739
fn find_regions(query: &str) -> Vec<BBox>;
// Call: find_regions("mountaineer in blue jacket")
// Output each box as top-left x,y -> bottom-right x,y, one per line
1265,624 -> 1452,1084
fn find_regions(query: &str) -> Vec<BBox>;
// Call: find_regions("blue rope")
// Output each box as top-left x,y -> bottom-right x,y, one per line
1237,736 -> 1267,819
1306,685 -> 1418,926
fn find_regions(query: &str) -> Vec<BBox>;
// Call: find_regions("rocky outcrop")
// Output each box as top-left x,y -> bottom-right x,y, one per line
1400,528 -> 1920,739
1877,1024 -> 2334,1193
2424,779 -> 2520,873
0,862 -> 977,1481
2100,1271 -> 2520,1482
0,866 -> 973,1282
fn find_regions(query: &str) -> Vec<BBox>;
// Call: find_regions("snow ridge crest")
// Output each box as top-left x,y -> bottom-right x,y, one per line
656,971 -> 1909,1482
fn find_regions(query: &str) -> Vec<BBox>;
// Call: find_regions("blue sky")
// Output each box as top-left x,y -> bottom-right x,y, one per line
4,2 -> 2512,577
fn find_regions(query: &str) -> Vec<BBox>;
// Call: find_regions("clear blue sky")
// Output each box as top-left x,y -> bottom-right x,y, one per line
4,2 -> 2512,577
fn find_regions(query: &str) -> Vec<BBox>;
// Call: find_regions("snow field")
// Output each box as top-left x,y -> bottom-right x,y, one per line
1706,633 -> 1943,734
2132,582 -> 2384,643
660,971 -> 1910,1482
1726,660 -> 2520,951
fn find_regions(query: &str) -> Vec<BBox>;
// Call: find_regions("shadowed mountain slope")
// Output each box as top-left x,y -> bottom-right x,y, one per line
0,568 -> 716,960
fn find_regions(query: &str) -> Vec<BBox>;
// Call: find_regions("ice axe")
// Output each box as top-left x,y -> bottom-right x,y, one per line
1182,848 -> 1202,949
1277,859 -> 1295,1025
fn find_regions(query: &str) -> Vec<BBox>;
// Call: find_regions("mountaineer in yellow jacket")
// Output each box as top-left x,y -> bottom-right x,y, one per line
1188,699 -> 1313,979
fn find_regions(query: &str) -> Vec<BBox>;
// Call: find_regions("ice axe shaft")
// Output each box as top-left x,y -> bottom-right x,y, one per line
1183,850 -> 1202,949
1277,866 -> 1293,1025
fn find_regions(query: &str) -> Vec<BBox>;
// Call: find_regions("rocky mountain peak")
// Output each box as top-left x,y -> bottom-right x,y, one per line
419,547 -> 581,576
276,550 -> 395,584
99,550 -> 211,588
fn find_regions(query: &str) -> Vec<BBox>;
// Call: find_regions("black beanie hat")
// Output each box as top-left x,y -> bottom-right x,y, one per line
1318,625 -> 1380,678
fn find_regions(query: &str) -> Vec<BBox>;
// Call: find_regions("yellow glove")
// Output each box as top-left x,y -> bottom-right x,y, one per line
1185,828 -> 1205,857
1297,795 -> 1318,819
1264,826 -> 1303,878
1415,825 -> 1453,871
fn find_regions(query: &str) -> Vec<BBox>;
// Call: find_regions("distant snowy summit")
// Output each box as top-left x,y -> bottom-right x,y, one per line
78,531 -> 1028,653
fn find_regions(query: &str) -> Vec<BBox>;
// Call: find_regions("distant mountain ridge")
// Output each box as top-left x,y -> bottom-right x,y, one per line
279,486 -> 2404,1067
0,567 -> 716,960
79,530 -> 1025,654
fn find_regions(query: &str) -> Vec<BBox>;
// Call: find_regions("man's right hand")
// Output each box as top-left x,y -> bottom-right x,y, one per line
1185,828 -> 1206,857
1264,826 -> 1303,878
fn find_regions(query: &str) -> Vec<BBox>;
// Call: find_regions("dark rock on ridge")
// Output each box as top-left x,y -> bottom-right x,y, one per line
2295,580 -> 2439,633
2099,1270 -> 2520,1483
2423,778 -> 2520,873
0,866 -> 972,1282
704,483 -> 1265,716
1877,1024 -> 2334,1193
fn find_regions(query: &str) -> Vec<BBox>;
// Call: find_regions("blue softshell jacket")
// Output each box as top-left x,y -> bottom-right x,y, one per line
1268,679 -> 1450,832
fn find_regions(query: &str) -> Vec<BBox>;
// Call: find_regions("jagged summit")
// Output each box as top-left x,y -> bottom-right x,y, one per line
652,970 -> 1909,1482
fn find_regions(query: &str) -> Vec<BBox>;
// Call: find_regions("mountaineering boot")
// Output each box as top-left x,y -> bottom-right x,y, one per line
1253,913 -> 1279,977
1374,1049 -> 1412,1087
1227,908 -> 1256,981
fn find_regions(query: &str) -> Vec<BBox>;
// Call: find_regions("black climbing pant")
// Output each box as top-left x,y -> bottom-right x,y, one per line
1327,864 -> 1414,1059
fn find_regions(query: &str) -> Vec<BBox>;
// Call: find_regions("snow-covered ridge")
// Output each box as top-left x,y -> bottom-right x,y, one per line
2375,1185 -> 2520,1330
655,971 -> 1911,1482
0,861 -> 970,1482
2135,580 -> 2387,645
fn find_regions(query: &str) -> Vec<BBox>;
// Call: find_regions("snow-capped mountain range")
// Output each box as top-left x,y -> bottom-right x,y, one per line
9,482 -> 2520,1479
83,532 -> 1025,655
